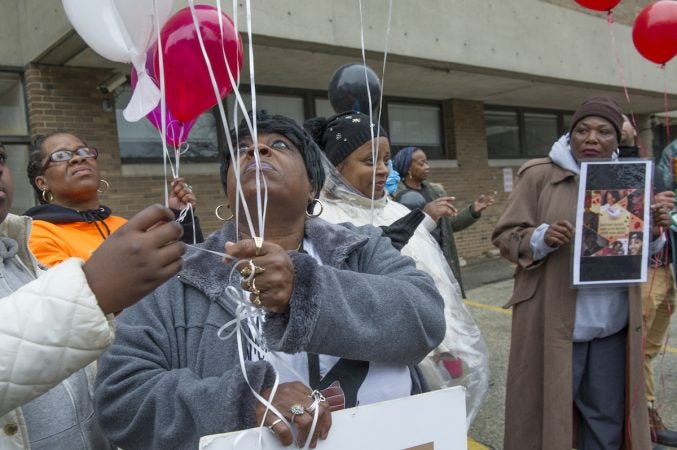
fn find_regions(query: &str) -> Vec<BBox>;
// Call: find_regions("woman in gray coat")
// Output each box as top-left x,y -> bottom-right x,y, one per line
94,111 -> 445,450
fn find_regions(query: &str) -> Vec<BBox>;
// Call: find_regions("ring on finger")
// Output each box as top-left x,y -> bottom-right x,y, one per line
246,277 -> 258,293
240,260 -> 265,279
267,418 -> 283,435
290,404 -> 305,416
308,390 -> 326,402
250,291 -> 263,309
254,236 -> 264,256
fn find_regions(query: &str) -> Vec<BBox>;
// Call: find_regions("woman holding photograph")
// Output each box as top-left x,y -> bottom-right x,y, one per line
492,96 -> 670,450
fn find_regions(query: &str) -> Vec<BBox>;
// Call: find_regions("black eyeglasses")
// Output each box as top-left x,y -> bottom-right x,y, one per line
44,147 -> 98,168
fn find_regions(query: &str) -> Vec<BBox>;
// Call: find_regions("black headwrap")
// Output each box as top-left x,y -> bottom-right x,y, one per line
220,110 -> 326,200
304,111 -> 388,166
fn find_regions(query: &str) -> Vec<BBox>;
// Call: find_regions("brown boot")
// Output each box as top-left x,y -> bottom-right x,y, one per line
649,406 -> 677,447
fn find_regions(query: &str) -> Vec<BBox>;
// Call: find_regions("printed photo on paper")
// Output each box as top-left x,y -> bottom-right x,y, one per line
573,160 -> 652,286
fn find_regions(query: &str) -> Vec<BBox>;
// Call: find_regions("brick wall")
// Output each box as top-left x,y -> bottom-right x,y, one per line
540,0 -> 653,25
434,99 -> 507,261
25,64 -> 228,236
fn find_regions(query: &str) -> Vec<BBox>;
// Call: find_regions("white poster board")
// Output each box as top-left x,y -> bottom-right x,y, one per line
573,160 -> 653,286
200,387 -> 467,450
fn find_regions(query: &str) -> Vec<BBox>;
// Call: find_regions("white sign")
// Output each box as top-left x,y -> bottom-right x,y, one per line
200,387 -> 467,450
502,168 -> 513,192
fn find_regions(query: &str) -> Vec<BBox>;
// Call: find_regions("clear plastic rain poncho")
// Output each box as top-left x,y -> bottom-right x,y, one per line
318,156 -> 489,427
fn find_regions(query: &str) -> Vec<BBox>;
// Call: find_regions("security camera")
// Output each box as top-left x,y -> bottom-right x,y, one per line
98,73 -> 128,94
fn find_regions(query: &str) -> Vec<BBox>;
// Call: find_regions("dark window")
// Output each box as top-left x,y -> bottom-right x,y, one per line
524,112 -> 558,157
387,103 -> 444,159
486,106 -> 571,159
115,87 -> 219,162
0,70 -> 32,212
485,110 -> 519,159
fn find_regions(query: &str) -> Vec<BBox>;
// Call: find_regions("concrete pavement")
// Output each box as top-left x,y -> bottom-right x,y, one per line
460,260 -> 677,449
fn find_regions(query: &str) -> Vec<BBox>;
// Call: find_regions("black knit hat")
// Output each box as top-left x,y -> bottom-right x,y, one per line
304,111 -> 388,166
221,110 -> 325,199
570,96 -> 623,142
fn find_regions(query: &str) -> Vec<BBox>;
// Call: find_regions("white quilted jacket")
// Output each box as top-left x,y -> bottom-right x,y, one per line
0,214 -> 115,449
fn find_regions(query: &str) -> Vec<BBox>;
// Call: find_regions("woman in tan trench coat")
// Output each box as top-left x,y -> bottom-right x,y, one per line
493,97 -> 669,450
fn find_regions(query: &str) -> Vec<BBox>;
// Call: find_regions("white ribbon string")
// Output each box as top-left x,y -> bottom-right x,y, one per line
214,264 -> 321,450
357,0 -> 392,225
376,0 -> 393,146
357,0 -> 376,225
186,0 -> 266,243
244,0 -> 267,241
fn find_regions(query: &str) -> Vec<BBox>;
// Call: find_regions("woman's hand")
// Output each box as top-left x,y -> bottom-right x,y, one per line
651,204 -> 672,237
472,194 -> 495,215
256,381 -> 332,448
83,205 -> 185,314
544,220 -> 573,248
422,196 -> 457,222
653,190 -> 675,212
226,239 -> 295,313
168,177 -> 197,210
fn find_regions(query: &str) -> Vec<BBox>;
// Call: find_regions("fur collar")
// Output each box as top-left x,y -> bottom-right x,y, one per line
178,218 -> 370,303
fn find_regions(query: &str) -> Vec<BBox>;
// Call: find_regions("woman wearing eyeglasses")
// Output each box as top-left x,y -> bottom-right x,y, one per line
24,132 -> 203,267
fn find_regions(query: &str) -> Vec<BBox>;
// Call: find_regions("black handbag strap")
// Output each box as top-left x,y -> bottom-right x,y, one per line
307,353 -> 369,408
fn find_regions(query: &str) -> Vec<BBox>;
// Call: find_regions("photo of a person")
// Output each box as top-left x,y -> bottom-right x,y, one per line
628,232 -> 643,256
583,192 -> 599,232
600,190 -> 622,219
582,230 -> 604,256
596,239 -> 626,257
626,191 -> 644,218
612,240 -> 625,255
597,189 -> 631,240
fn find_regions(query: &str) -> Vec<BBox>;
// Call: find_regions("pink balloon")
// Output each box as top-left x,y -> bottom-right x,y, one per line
155,5 -> 243,122
131,45 -> 197,148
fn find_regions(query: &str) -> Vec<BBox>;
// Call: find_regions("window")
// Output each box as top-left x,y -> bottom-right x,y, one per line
5,144 -> 33,213
314,98 -> 334,119
0,71 -> 31,213
486,106 -> 571,159
0,72 -> 28,136
227,93 -> 305,124
485,110 -> 519,159
387,103 -> 444,158
116,87 -> 219,161
524,112 -> 558,157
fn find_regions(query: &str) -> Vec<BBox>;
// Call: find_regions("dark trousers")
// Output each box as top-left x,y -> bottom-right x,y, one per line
572,329 -> 626,450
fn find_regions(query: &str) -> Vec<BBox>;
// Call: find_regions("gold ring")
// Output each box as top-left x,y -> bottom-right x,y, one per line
253,236 -> 263,256
250,291 -> 262,308
240,261 -> 265,279
247,277 -> 257,293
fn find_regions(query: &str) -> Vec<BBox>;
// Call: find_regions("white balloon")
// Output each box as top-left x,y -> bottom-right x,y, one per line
62,0 -> 174,63
62,0 -> 175,121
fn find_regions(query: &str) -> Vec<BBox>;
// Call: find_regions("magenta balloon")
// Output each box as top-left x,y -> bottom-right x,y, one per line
155,5 -> 243,122
130,45 -> 196,148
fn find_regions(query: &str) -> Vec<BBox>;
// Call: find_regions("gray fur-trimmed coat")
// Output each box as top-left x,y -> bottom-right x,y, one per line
94,218 -> 445,450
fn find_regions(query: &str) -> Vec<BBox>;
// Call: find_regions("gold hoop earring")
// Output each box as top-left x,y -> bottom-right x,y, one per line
215,204 -> 233,221
41,189 -> 54,204
306,199 -> 324,218
97,179 -> 110,194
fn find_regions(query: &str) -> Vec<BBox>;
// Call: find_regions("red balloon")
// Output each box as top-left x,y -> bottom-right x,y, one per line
574,0 -> 620,12
632,1 -> 677,65
155,6 -> 243,122
132,44 -> 197,148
